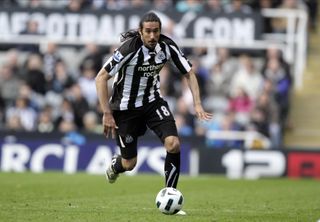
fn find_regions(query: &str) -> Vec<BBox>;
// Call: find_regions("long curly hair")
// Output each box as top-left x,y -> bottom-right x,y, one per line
120,11 -> 162,42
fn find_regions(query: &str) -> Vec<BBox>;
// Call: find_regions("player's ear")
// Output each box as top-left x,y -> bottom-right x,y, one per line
139,28 -> 142,36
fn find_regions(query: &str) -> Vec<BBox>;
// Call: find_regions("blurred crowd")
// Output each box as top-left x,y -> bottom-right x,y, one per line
0,0 -> 318,148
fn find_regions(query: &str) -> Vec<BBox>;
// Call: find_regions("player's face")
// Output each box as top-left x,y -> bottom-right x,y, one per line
140,21 -> 161,50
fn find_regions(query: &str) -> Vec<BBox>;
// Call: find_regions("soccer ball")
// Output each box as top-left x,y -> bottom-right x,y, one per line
155,187 -> 184,215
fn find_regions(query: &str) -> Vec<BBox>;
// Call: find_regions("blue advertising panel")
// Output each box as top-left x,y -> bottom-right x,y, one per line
0,132 -> 191,175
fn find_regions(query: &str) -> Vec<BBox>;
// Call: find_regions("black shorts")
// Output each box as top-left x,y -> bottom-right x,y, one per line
112,99 -> 178,159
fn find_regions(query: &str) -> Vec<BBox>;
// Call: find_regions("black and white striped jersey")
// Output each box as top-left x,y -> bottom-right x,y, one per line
103,34 -> 192,111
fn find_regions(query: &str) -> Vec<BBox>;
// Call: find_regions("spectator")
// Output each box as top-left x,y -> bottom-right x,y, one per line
206,62 -> 232,97
176,0 -> 203,12
175,97 -> 195,131
68,83 -> 90,129
5,49 -> 22,78
204,0 -> 223,13
26,0 -> 44,8
58,119 -> 77,133
262,57 -> 292,131
254,89 -> 282,147
248,107 -> 269,139
203,62 -> 230,113
228,87 -> 253,125
0,0 -> 18,8
79,43 -> 105,74
54,98 -> 76,132
18,82 -> 46,111
130,0 -> 150,9
5,114 -> 23,131
20,19 -> 40,35
23,53 -> 47,95
47,60 -> 75,94
216,47 -> 238,80
37,105 -> 54,133
262,46 -> 292,84
152,0 -> 172,11
91,0 -> 129,10
5,97 -> 37,131
230,55 -> 264,101
65,0 -> 89,12
82,111 -> 101,133
224,0 -> 253,14
18,19 -> 41,52
0,64 -> 22,106
78,61 -> 98,108
42,42 -> 63,82
175,114 -> 193,136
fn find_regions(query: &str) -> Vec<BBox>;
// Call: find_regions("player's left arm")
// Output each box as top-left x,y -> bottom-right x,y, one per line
184,69 -> 213,121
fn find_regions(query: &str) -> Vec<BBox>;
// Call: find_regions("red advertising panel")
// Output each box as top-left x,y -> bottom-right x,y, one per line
287,152 -> 320,179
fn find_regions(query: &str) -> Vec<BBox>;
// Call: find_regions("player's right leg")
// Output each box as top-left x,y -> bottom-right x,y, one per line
106,154 -> 137,183
106,109 -> 142,184
105,133 -> 139,183
106,155 -> 122,183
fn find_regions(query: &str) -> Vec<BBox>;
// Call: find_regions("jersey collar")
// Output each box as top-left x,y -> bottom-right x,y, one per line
142,43 -> 161,54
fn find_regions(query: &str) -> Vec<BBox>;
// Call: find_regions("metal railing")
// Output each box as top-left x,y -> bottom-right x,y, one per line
206,130 -> 271,149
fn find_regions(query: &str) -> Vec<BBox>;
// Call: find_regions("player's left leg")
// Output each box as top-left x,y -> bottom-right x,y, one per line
162,138 -> 186,215
145,100 -> 185,214
163,135 -> 181,188
145,99 -> 181,188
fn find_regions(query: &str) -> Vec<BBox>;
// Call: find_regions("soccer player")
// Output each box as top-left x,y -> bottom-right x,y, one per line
95,12 -> 212,188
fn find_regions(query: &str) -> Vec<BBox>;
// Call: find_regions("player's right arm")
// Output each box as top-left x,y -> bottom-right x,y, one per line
96,38 -> 138,137
95,68 -> 117,139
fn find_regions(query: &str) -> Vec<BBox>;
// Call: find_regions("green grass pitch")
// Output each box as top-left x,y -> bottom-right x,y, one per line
0,172 -> 319,222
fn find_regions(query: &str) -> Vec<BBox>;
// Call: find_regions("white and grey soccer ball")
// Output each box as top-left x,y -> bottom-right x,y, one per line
155,187 -> 184,215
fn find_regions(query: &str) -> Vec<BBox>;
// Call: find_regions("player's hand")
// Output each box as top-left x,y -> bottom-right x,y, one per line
194,104 -> 213,121
102,112 -> 118,139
